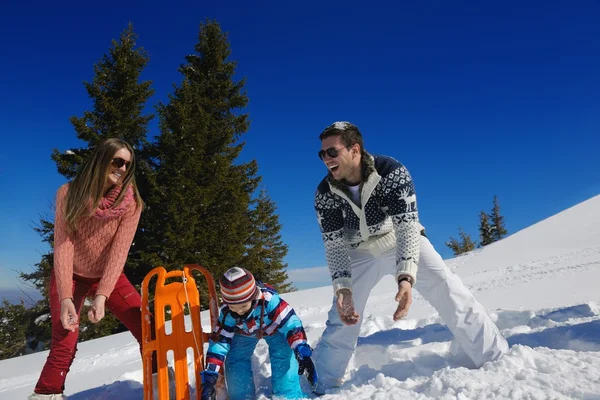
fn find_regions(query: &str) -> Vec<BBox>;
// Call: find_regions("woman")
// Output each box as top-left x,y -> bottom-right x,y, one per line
30,138 -> 145,400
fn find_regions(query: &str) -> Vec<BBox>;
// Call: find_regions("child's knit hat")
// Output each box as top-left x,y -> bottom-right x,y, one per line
219,267 -> 258,305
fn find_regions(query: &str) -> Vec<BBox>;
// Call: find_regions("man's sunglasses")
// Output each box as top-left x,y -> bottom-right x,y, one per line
318,145 -> 351,161
111,157 -> 131,169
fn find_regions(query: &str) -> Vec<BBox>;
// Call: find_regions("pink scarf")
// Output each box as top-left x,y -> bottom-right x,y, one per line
94,185 -> 134,219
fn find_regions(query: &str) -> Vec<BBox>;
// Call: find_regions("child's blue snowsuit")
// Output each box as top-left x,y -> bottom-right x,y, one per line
205,282 -> 308,399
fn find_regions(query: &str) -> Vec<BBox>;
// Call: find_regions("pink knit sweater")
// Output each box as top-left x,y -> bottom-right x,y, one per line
53,183 -> 142,301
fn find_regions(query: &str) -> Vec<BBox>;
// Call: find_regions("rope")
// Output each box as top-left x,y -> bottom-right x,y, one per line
182,270 -> 203,364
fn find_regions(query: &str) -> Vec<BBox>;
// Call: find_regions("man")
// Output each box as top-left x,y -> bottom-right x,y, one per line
312,121 -> 508,394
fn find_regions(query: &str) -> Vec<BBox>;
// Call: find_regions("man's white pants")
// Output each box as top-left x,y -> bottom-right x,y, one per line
313,236 -> 509,390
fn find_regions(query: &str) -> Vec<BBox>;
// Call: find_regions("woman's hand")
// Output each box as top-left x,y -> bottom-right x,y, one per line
88,295 -> 107,323
60,298 -> 79,332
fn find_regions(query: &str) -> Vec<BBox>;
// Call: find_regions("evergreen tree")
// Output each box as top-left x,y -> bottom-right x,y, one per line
16,23 -> 155,353
489,195 -> 508,242
478,210 -> 494,247
459,228 -> 477,253
143,20 -> 289,299
20,219 -> 55,300
0,300 -> 31,360
52,23 -> 154,180
17,218 -> 56,353
243,189 -> 294,293
446,227 -> 476,256
445,236 -> 461,257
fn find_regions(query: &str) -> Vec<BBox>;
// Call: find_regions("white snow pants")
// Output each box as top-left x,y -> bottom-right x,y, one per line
313,235 -> 509,391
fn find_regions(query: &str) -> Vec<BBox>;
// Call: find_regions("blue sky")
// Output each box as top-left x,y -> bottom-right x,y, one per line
1,0 -> 599,293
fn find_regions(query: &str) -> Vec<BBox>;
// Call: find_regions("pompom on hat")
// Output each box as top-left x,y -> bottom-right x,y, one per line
219,267 -> 258,305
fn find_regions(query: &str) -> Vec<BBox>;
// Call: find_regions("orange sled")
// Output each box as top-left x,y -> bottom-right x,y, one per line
141,264 -> 221,400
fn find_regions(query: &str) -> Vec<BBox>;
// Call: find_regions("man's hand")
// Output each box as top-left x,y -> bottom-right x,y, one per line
393,280 -> 413,321
88,295 -> 107,324
336,288 -> 360,325
60,298 -> 79,332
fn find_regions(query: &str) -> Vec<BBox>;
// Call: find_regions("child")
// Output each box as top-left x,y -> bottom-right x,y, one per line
200,267 -> 317,400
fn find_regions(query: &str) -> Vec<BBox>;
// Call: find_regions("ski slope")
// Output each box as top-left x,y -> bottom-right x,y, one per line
2,195 -> 600,399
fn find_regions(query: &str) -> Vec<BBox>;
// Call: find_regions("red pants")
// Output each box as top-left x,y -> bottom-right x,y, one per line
34,272 -> 143,395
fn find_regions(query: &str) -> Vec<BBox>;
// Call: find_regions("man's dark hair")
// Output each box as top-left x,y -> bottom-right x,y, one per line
319,121 -> 365,153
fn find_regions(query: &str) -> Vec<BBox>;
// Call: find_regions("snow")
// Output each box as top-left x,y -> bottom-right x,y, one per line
2,195 -> 600,399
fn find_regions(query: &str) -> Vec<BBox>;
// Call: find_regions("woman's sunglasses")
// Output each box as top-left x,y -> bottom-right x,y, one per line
111,157 -> 131,169
318,145 -> 351,161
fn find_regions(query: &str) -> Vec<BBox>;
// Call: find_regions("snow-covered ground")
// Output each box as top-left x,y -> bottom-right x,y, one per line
2,195 -> 600,399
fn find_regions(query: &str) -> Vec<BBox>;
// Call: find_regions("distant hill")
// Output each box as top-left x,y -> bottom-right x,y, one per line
0,287 -> 42,306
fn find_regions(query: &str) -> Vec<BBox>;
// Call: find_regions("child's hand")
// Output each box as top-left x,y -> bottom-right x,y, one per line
294,344 -> 318,387
200,370 -> 218,400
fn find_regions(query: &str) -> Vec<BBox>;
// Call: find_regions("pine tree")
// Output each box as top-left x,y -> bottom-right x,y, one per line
0,300 -> 31,360
17,23 -> 155,353
445,236 -> 462,257
144,19 -> 256,284
17,218 -> 55,353
478,210 -> 494,247
459,227 -> 476,253
144,19 -> 257,272
52,23 -> 154,179
143,20 -> 290,300
446,227 -> 476,256
488,195 -> 508,242
243,189 -> 294,293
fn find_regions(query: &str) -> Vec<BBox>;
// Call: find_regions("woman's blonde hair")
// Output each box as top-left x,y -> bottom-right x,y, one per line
64,138 -> 144,232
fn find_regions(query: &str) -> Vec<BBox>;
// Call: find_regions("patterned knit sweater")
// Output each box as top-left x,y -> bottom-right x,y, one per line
314,153 -> 422,294
205,283 -> 308,373
54,183 -> 142,301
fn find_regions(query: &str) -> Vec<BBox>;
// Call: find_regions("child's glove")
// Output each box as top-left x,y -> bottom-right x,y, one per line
294,343 -> 318,387
200,370 -> 218,400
